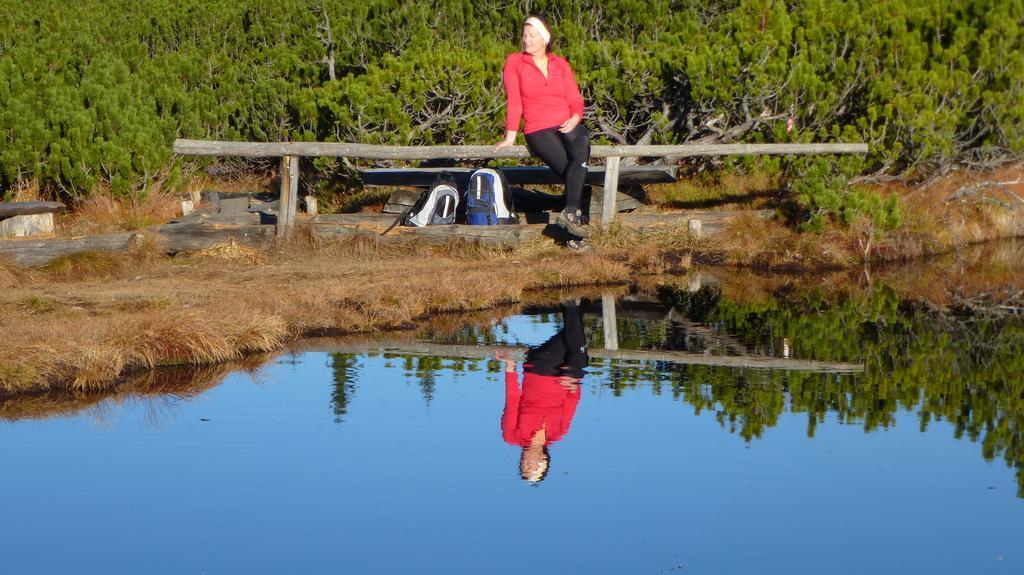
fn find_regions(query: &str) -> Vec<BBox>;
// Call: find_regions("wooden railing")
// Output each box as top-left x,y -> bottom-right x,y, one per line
172,139 -> 869,237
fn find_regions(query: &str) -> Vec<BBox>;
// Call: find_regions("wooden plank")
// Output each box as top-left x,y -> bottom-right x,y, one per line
602,156 -> 620,228
173,139 -> 869,160
0,202 -> 66,219
290,339 -> 865,373
361,166 -> 678,187
310,209 -> 761,235
277,155 -> 299,238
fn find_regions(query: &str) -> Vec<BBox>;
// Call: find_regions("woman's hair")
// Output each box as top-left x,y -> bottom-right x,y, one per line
524,13 -> 555,54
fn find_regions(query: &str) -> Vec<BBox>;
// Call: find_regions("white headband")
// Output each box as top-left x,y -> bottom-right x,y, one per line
525,17 -> 551,45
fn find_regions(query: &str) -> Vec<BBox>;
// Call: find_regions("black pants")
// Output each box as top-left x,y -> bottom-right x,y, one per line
525,302 -> 589,378
524,125 -> 590,213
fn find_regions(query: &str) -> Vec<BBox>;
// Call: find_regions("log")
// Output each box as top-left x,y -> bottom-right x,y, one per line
0,232 -> 140,267
311,209 -> 758,236
173,139 -> 868,160
0,213 -> 56,238
310,218 -> 548,247
308,209 -> 759,246
290,339 -> 865,373
362,166 -> 678,187
0,223 -> 274,267
155,222 -> 274,253
0,202 -> 66,219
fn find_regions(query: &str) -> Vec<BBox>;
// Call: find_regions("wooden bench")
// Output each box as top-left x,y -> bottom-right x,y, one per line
0,201 -> 66,238
172,140 -> 869,237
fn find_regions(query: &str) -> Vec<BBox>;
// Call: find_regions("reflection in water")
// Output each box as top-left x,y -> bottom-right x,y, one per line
499,300 -> 589,483
7,256 -> 1023,499
0,358 -> 269,423
319,278 -> 1024,497
330,353 -> 358,423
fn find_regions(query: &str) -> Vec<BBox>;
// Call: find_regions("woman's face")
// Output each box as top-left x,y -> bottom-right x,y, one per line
521,24 -> 546,56
520,448 -> 549,482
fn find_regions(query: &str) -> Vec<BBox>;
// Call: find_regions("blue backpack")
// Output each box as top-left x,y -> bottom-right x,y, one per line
465,168 -> 519,225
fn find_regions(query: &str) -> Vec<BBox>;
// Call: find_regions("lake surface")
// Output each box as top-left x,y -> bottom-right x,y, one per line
3,251 -> 1024,574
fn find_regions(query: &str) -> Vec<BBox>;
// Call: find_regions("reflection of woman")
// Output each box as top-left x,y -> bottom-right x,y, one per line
498,301 -> 589,483
494,14 -> 590,241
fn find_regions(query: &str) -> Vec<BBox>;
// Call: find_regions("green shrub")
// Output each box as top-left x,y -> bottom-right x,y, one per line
1,0 -> 1021,200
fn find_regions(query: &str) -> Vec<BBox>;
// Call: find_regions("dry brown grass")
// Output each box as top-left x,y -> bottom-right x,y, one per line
61,185 -> 182,236
192,239 -> 268,264
699,162 -> 1024,270
645,171 -> 781,209
0,233 -> 642,395
701,212 -> 831,268
184,164 -> 277,196
587,222 -> 695,274
6,179 -> 45,202
0,257 -> 28,289
37,238 -> 168,282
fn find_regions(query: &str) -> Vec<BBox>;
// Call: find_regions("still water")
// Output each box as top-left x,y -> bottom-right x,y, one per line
2,267 -> 1024,574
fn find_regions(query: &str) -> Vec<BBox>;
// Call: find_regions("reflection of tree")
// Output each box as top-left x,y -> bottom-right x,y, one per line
328,284 -> 1024,497
330,353 -> 359,423
648,284 -> 1024,497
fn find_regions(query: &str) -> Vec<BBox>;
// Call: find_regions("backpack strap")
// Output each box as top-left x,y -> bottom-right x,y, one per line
381,208 -> 411,235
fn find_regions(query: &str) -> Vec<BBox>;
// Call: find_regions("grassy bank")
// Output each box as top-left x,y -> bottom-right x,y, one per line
3,163 -> 1023,396
0,231 -> 665,395
682,162 -> 1024,269
4,238 -> 1022,424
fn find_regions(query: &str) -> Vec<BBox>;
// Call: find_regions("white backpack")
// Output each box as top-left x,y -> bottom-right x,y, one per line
383,172 -> 460,234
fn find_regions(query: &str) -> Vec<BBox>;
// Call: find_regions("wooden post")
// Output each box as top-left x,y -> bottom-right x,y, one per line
601,156 -> 620,228
303,195 -> 318,215
602,293 -> 619,350
278,155 -> 299,238
687,218 -> 702,238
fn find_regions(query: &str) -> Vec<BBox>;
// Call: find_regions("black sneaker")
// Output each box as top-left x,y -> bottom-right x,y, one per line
556,209 -> 589,238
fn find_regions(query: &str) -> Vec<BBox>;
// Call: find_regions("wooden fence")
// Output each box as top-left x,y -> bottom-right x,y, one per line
172,139 -> 869,237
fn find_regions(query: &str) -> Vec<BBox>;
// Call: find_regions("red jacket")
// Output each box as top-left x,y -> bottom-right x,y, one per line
501,369 -> 580,447
503,52 -> 585,134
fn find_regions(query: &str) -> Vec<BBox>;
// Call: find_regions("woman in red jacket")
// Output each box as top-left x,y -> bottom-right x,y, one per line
498,300 -> 589,483
494,14 -> 590,241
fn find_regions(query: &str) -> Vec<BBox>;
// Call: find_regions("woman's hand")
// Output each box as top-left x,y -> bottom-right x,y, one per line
494,130 -> 518,152
558,376 -> 581,391
495,351 -> 516,373
558,114 -> 581,133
